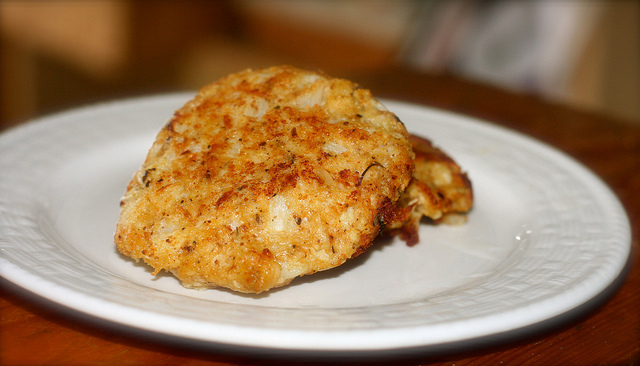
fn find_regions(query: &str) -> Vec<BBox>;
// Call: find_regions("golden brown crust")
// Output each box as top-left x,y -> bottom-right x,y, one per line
386,135 -> 474,246
115,66 -> 414,293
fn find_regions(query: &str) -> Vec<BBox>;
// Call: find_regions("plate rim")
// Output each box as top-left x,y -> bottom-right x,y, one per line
0,93 -> 632,352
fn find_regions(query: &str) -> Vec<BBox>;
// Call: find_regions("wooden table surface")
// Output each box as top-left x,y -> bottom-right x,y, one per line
1,68 -> 639,365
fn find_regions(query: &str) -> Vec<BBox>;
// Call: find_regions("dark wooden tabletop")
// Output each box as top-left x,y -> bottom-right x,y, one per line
1,68 -> 639,365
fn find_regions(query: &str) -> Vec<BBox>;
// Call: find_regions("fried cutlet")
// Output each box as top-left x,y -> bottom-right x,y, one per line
115,66 -> 415,293
386,135 -> 474,245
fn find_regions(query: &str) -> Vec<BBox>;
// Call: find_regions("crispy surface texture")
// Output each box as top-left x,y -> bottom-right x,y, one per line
387,135 -> 474,245
115,66 -> 414,293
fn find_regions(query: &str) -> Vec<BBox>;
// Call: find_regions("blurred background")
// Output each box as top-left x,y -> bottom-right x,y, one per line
1,0 -> 638,131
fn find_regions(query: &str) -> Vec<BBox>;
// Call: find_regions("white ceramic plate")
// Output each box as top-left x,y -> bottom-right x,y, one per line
0,94 -> 631,353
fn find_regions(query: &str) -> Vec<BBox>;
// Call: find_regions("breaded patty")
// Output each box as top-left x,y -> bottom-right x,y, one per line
387,135 -> 473,245
115,66 -> 414,293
